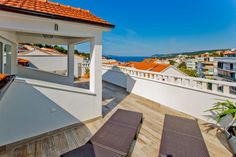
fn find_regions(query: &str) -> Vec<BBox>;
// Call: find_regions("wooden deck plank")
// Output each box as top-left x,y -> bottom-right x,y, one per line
0,82 -> 232,157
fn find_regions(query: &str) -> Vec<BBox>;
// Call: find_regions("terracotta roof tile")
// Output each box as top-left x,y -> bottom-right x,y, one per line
223,50 -> 236,55
150,64 -> 170,72
0,0 -> 114,27
123,61 -> 171,72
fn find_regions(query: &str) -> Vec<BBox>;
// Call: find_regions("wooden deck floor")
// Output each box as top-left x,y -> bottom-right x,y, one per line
0,82 -> 233,157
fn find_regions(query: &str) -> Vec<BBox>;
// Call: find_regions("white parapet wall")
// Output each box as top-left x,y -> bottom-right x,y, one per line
18,55 -> 84,78
102,64 -> 236,122
0,77 -> 100,146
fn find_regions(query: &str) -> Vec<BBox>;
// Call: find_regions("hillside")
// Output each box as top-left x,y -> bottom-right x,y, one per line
152,48 -> 229,58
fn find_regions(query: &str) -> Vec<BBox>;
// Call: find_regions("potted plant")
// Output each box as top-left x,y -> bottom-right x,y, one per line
207,100 -> 236,155
84,67 -> 90,79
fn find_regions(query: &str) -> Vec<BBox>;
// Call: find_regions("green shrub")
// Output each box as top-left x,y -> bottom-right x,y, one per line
206,100 -> 236,123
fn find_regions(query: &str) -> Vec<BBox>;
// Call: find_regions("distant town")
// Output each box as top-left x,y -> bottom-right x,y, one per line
103,49 -> 236,82
17,43 -> 236,83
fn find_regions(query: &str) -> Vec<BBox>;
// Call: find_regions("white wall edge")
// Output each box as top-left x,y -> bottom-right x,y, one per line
15,77 -> 96,96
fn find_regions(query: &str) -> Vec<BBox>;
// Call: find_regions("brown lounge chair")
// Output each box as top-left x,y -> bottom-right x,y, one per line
60,143 -> 122,157
159,115 -> 210,157
60,109 -> 143,157
108,109 -> 143,129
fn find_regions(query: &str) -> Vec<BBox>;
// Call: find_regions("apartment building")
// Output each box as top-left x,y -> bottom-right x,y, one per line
186,59 -> 197,70
215,58 -> 236,82
196,57 -> 215,79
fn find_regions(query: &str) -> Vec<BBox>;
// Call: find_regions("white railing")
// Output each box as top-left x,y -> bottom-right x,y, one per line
102,64 -> 236,97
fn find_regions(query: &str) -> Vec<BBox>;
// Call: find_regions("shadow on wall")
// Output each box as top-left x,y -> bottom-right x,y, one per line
102,66 -> 136,116
28,62 -> 38,69
0,79 -> 92,151
102,66 -> 129,88
74,80 -> 90,90
126,74 -> 136,92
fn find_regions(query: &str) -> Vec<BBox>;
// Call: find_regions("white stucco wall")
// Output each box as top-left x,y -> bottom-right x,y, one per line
0,78 -> 99,146
0,11 -> 110,38
162,67 -> 187,76
0,10 -> 108,146
16,65 -> 73,85
18,55 -> 84,78
102,67 -> 236,122
127,76 -> 235,122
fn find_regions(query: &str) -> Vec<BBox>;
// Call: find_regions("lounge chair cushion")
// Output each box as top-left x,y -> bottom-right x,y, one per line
163,115 -> 203,138
60,143 -> 122,157
108,109 -> 143,129
90,121 -> 137,156
159,115 -> 210,157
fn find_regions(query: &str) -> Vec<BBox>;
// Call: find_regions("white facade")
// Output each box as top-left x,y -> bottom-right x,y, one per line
162,66 -> 187,76
186,60 -> 196,70
0,10 -> 112,146
215,57 -> 236,81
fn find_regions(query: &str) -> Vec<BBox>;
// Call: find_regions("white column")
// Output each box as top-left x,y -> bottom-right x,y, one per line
223,85 -> 230,94
90,35 -> 102,93
11,43 -> 17,75
68,43 -> 74,85
90,33 -> 102,116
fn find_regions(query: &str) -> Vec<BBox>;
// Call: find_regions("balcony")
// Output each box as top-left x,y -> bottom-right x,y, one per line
218,74 -> 236,82
0,81 -> 232,157
0,65 -> 234,156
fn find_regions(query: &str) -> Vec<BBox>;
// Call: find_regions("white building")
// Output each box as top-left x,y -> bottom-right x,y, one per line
215,57 -> 236,82
0,1 -> 236,156
186,59 -> 197,70
0,0 -> 114,146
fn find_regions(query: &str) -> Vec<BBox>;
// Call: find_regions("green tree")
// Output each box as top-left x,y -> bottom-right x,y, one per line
169,60 -> 176,65
178,62 -> 198,77
178,62 -> 186,69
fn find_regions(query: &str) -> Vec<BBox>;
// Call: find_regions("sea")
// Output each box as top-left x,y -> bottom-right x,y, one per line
105,56 -> 150,62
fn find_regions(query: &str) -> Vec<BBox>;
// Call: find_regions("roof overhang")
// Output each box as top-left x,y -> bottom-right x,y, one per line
0,5 -> 115,29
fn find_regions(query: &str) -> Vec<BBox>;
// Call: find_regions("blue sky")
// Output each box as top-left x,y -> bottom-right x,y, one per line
54,0 -> 236,56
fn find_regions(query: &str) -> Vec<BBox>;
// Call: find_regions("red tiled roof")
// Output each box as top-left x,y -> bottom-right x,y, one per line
105,61 -> 120,65
0,0 -> 114,28
150,64 -> 170,72
124,62 -> 157,70
123,61 -> 171,72
223,50 -> 236,55
0,73 -> 8,81
18,58 -> 30,63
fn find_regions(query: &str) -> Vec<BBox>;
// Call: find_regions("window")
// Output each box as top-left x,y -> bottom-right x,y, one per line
230,63 -> 233,70
18,43 -> 68,76
73,42 -> 91,90
218,62 -> 223,69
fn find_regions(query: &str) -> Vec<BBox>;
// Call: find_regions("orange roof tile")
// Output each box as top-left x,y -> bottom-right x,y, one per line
0,0 -> 114,28
105,61 -> 120,65
150,64 -> 170,72
223,50 -> 236,55
0,73 -> 8,81
123,61 -> 171,72
18,58 -> 30,63
124,62 -> 157,70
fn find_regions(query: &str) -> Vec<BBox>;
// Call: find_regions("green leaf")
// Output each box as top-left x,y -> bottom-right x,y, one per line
207,100 -> 236,123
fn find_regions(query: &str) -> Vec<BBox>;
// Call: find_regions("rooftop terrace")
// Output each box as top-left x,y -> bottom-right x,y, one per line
0,81 -> 232,157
